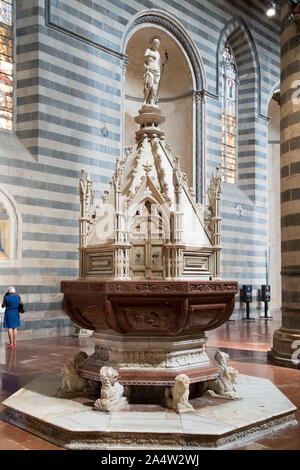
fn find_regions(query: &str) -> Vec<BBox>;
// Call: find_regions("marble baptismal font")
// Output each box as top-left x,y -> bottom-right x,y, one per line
2,37 -> 296,450
61,36 -> 239,411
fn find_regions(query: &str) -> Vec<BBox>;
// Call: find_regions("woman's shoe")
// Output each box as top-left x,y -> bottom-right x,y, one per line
6,344 -> 14,350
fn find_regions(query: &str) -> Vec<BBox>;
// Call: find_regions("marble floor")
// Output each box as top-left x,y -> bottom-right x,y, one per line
0,315 -> 299,450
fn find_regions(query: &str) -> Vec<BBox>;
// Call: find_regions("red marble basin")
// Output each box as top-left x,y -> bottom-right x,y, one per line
61,280 -> 238,337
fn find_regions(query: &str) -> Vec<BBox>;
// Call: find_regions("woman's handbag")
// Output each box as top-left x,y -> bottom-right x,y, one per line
18,297 -> 25,313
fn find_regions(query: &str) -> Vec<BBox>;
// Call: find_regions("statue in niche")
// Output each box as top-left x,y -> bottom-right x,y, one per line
143,37 -> 161,106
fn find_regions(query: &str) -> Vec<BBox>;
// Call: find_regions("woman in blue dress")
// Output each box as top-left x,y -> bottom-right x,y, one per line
1,286 -> 20,349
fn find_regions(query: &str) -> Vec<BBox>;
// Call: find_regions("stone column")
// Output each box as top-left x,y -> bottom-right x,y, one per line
268,3 -> 300,368
193,90 -> 206,204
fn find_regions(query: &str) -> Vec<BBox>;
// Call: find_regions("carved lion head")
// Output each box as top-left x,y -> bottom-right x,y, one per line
214,350 -> 229,368
100,366 -> 118,384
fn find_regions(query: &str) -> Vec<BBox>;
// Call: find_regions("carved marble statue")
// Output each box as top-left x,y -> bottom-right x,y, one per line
165,373 -> 194,413
57,351 -> 97,397
202,351 -> 240,400
143,37 -> 161,106
94,366 -> 127,412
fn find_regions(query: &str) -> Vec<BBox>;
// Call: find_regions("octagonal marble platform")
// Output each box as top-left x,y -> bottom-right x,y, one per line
1,373 -> 297,450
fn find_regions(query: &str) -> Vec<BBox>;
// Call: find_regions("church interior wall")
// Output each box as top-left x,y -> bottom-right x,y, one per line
0,0 -> 280,338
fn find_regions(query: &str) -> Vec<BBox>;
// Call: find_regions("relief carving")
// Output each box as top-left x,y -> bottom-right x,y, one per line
162,283 -> 186,292
190,284 -> 206,292
135,283 -> 160,292
123,308 -> 170,329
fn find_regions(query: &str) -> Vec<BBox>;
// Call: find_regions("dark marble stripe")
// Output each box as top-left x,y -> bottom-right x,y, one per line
222,248 -> 266,257
281,214 -> 300,228
0,174 -> 78,196
219,271 -> 267,279
281,36 -> 300,57
17,94 -> 120,127
222,237 -> 267,246
23,232 -> 78,244
22,214 -> 77,228
222,224 -> 267,236
281,137 -> 300,155
54,0 -> 128,26
238,173 -> 267,181
17,75 -> 120,113
17,111 -> 120,143
282,290 -> 300,303
17,5 -> 45,19
222,260 -> 266,267
49,3 -> 122,50
0,267 -> 78,276
239,162 -> 267,170
0,156 -> 111,184
19,318 -> 74,331
238,184 -> 267,193
22,250 -> 79,260
16,129 -> 120,158
281,111 -> 300,131
17,22 -> 121,66
0,285 -> 60,294
24,301 -> 62,312
282,239 -> 300,252
281,165 -> 290,178
281,60 -> 300,81
16,195 -> 79,212
28,146 -> 116,170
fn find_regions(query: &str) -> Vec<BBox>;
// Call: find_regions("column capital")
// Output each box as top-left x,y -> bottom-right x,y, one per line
193,90 -> 205,104
121,55 -> 129,75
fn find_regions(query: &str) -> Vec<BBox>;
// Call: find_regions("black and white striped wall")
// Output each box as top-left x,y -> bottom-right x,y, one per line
0,0 -> 280,338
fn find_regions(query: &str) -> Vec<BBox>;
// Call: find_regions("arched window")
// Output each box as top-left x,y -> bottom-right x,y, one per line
0,0 -> 12,130
221,42 -> 237,184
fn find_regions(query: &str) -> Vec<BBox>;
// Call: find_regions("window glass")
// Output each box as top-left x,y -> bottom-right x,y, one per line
221,43 -> 237,184
0,0 -> 12,130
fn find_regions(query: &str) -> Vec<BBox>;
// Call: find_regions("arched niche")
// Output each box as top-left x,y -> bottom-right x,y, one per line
216,17 -> 260,115
216,18 -> 264,202
121,11 -> 206,203
0,186 -> 22,266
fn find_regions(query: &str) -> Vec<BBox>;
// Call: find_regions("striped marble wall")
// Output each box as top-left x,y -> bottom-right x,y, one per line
0,0 -> 280,338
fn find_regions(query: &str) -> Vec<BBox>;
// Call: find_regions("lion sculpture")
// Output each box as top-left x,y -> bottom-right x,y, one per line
204,351 -> 240,400
165,373 -> 194,413
94,366 -> 127,412
57,351 -> 97,397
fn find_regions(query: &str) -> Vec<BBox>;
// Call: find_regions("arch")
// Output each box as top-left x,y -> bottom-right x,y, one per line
121,9 -> 207,204
216,17 -> 268,204
0,185 -> 22,265
122,9 -> 206,91
216,17 -> 262,117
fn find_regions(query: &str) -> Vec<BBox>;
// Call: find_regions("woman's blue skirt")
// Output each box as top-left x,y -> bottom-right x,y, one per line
3,309 -> 20,328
